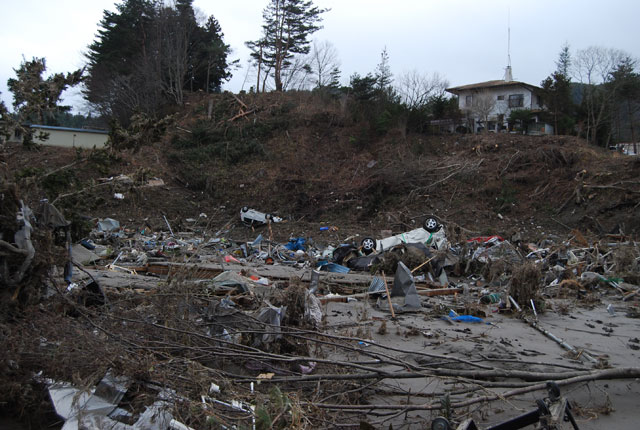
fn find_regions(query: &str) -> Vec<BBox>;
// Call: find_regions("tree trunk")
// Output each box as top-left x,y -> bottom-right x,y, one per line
628,99 -> 636,143
256,45 -> 262,93
261,66 -> 271,93
206,59 -> 211,94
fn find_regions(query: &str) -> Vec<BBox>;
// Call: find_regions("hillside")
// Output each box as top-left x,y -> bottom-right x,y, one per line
3,91 -> 639,241
2,91 -> 640,429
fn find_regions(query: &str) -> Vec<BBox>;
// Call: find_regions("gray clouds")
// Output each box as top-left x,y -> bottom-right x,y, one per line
1,0 -> 638,111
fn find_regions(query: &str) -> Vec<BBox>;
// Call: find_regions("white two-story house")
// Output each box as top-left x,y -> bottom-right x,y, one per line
446,76 -> 553,135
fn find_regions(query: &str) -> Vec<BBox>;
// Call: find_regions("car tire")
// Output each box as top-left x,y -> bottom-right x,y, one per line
361,237 -> 376,254
241,206 -> 249,213
431,417 -> 450,430
423,216 -> 440,233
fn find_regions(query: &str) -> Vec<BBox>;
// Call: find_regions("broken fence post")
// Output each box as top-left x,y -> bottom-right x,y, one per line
381,271 -> 396,319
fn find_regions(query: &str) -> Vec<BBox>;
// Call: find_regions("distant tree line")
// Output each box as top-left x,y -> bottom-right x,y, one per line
541,44 -> 640,146
344,48 -> 459,137
3,0 -> 639,148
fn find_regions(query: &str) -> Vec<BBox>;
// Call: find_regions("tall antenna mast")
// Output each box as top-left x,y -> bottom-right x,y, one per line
505,8 -> 513,81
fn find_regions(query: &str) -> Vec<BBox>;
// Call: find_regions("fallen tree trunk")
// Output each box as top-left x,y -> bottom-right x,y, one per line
304,367 -> 640,412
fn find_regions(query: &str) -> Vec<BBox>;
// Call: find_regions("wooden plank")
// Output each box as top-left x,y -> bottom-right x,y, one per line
319,288 -> 462,304
144,262 -> 376,285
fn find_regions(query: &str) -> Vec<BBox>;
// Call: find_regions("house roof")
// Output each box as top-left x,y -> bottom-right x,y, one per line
446,80 -> 541,95
29,124 -> 109,135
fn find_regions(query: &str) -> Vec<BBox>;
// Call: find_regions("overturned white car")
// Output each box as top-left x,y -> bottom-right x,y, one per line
240,207 -> 282,226
360,215 -> 447,254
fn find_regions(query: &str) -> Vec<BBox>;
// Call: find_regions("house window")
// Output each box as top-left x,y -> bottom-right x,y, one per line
497,95 -> 504,100
509,94 -> 524,108
465,95 -> 472,107
537,95 -> 543,107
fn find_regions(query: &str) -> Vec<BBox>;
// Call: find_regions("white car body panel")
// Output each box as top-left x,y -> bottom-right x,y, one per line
376,227 -> 447,252
240,208 -> 282,225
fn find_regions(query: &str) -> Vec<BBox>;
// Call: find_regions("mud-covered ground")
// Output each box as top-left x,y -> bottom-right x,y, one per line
1,91 -> 639,429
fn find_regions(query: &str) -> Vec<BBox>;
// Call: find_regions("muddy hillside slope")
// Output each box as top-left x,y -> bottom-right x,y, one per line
3,91 -> 639,240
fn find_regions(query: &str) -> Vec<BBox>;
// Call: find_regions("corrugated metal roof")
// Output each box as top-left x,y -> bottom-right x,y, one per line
29,124 -> 109,134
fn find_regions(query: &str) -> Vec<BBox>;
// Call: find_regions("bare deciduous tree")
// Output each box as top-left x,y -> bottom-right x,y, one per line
281,56 -> 312,91
158,6 -> 198,105
308,40 -> 341,88
470,91 -> 496,133
573,46 -> 626,144
395,70 -> 449,109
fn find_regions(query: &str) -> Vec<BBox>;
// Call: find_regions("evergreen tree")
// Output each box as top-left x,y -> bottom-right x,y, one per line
556,43 -> 571,77
84,0 -> 158,122
247,0 -> 328,92
85,0 -> 232,122
0,94 -> 10,142
349,73 -> 377,102
328,66 -> 341,89
375,47 -> 393,93
190,16 -> 234,93
607,56 -> 640,143
7,57 -> 82,125
541,44 -> 575,135
7,57 -> 83,145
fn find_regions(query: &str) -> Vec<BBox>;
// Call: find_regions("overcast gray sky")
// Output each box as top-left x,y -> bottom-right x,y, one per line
1,0 -> 639,113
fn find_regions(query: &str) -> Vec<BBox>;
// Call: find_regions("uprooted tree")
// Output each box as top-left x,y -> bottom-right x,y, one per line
6,57 -> 83,146
0,183 -> 68,313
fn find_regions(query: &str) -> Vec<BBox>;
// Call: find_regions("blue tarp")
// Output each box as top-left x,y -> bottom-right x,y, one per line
449,310 -> 483,323
317,261 -> 350,273
284,237 -> 306,251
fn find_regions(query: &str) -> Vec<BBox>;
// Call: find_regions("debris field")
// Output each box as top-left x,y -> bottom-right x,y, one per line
1,181 -> 639,429
2,93 -> 640,428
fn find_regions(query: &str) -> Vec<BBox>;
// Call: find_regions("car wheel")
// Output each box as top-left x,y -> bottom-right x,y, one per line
241,206 -> 249,213
423,216 -> 440,232
431,417 -> 450,430
361,237 -> 376,254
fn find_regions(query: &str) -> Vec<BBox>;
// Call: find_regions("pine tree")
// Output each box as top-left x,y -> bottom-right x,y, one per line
328,66 -> 341,89
0,94 -> 10,142
556,43 -> 571,77
541,44 -> 575,135
247,0 -> 328,92
375,47 -> 392,92
608,56 -> 640,143
190,16 -> 233,93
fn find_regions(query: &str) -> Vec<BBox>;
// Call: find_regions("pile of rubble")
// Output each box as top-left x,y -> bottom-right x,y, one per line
2,201 -> 640,429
